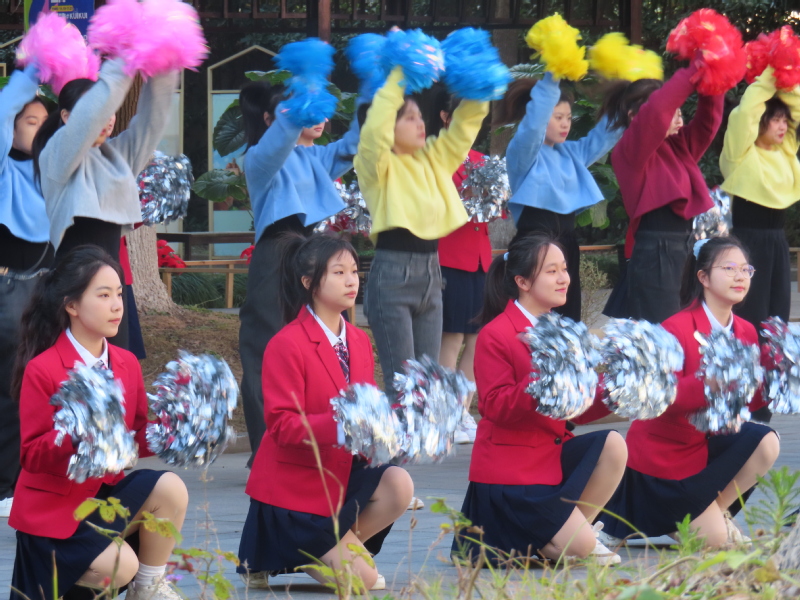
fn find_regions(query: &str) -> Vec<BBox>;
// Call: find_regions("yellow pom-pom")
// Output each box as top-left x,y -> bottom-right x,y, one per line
589,32 -> 663,81
525,14 -> 588,81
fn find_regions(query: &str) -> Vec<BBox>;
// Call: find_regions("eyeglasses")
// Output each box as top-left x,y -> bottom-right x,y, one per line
712,264 -> 756,279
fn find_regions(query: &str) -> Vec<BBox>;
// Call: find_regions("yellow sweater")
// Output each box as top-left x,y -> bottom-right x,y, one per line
354,67 -> 489,241
720,68 -> 800,209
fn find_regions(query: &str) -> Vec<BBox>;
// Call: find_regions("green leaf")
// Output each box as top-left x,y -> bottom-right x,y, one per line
616,585 -> 665,600
74,498 -> 103,521
509,63 -> 545,79
213,103 -> 245,157
576,209 -> 593,228
245,69 -> 292,85
38,84 -> 57,104
0,76 -> 9,90
99,504 -> 116,523
193,170 -> 249,202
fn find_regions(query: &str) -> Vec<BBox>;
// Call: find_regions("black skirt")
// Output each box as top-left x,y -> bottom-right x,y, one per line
451,430 -> 610,565
441,266 -> 486,334
11,469 -> 165,600
237,458 -> 393,575
604,422 -> 774,539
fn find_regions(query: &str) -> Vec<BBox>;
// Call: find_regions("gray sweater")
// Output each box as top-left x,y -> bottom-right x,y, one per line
41,59 -> 178,248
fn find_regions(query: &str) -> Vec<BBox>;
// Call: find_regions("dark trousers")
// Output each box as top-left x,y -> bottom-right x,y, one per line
0,269 -> 48,499
628,229 -> 690,323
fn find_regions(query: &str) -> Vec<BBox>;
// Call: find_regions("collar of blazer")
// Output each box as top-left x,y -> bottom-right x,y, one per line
688,302 -> 742,340
54,330 -> 129,382
504,299 -> 541,334
297,307 -> 351,392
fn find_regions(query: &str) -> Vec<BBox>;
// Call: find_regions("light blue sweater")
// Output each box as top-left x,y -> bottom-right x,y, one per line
0,66 -> 49,243
506,72 -> 623,222
245,105 -> 360,242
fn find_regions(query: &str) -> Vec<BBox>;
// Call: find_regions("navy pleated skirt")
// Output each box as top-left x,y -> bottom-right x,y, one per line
604,422 -> 774,539
11,469 -> 165,600
451,429 -> 610,565
237,458 -> 392,575
441,266 -> 486,334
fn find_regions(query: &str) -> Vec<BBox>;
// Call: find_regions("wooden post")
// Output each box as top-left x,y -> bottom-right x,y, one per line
226,266 -> 235,309
629,0 -> 643,44
307,0 -> 331,41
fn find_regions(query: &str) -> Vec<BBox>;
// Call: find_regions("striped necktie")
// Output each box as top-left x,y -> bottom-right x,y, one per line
333,341 -> 350,384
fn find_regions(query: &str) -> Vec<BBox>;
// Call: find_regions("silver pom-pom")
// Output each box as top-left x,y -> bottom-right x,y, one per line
146,351 -> 239,467
761,316 -> 800,414
519,313 -> 601,421
330,384 -> 402,464
50,363 -> 138,484
138,151 -> 194,226
393,355 -> 474,464
690,330 -> 763,434
599,319 -> 684,419
692,187 -> 731,241
459,155 -> 509,223
314,180 -> 372,236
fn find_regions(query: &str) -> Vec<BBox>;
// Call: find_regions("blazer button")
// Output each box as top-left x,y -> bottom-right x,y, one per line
474,226 -> 480,231
554,437 -> 562,445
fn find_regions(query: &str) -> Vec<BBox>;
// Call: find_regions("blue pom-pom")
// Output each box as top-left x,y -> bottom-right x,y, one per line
441,28 -> 510,101
275,37 -> 334,79
345,33 -> 388,99
382,29 -> 444,93
282,80 -> 338,128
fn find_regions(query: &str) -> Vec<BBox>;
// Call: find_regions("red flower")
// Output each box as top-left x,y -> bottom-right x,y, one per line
157,240 -> 186,268
240,245 -> 255,264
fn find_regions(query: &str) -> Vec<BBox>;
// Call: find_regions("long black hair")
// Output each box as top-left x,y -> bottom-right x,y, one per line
493,78 -> 574,128
428,85 -> 459,136
32,78 -> 95,184
477,233 -> 562,326
240,80 -> 286,150
598,78 -> 663,130
279,233 -> 359,324
11,245 -> 124,400
679,236 -> 751,309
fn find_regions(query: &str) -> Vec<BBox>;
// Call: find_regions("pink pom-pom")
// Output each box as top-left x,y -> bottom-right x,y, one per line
87,0 -> 142,76
768,26 -> 800,92
17,12 -> 99,94
744,35 -> 771,84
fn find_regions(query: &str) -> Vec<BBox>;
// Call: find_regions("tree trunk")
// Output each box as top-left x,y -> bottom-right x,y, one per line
113,75 -> 180,315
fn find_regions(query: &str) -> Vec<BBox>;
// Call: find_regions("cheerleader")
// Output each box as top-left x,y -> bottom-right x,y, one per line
496,74 -> 624,321
720,67 -> 800,332
0,65 -> 50,519
609,60 -> 723,323
8,245 -> 188,600
602,237 -> 780,548
237,77 -> 361,464
431,88 -> 489,444
451,233 -> 626,566
237,234 -> 413,591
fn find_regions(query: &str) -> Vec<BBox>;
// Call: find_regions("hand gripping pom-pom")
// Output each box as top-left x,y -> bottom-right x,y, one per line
330,384 -> 402,464
393,356 -> 475,464
441,28 -> 510,101
744,34 -> 771,84
767,26 -> 800,92
598,319 -> 683,419
459,155 -> 509,223
314,180 -> 372,236
761,317 -> 800,415
382,29 -> 445,93
345,34 -> 388,100
146,351 -> 239,467
525,14 -> 588,82
276,38 -> 339,128
692,187 -> 732,241
518,313 -> 601,421
50,363 -> 138,484
589,33 -> 663,82
690,330 -> 763,434
138,152 -> 194,226
17,12 -> 99,94
666,9 -> 746,96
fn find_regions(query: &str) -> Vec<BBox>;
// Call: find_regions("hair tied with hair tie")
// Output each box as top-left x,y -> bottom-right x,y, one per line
503,252 -> 509,261
693,238 -> 710,259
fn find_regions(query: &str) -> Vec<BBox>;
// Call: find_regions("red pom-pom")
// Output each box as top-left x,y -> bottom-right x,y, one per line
667,9 -> 746,95
768,26 -> 800,92
744,34 -> 771,84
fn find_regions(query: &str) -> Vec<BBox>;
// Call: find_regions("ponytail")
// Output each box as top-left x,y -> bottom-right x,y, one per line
597,78 -> 662,130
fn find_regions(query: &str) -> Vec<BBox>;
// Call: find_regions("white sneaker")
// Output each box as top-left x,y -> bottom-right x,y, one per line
591,522 -> 621,565
407,496 -> 424,511
126,577 -> 182,600
454,428 -> 472,444
239,571 -> 270,589
0,497 -> 12,518
370,574 -> 386,591
461,412 -> 478,431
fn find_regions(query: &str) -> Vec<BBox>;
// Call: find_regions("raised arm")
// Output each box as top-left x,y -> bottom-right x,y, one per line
571,115 -> 624,167
681,92 -> 723,161
40,59 -> 132,185
505,72 -> 560,185
427,98 -> 489,175
0,66 -> 39,171
305,98 -> 364,180
722,69 -> 778,166
243,105 -> 303,188
776,78 -> 800,154
108,70 -> 179,175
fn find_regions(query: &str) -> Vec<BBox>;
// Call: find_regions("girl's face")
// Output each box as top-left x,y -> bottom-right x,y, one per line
65,265 -> 124,340
393,100 -> 426,154
310,251 -> 360,314
698,247 -> 752,307
515,244 -> 570,313
666,108 -> 683,137
544,101 -> 572,146
758,114 -> 789,148
12,101 -> 48,155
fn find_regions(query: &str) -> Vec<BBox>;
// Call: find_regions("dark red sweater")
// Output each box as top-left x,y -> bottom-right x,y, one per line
612,64 -> 723,258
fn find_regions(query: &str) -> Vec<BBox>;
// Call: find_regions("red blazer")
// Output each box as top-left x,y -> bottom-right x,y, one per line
469,301 -> 610,485
438,149 -> 493,272
9,332 -> 152,539
246,308 -> 376,517
626,303 -> 766,480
